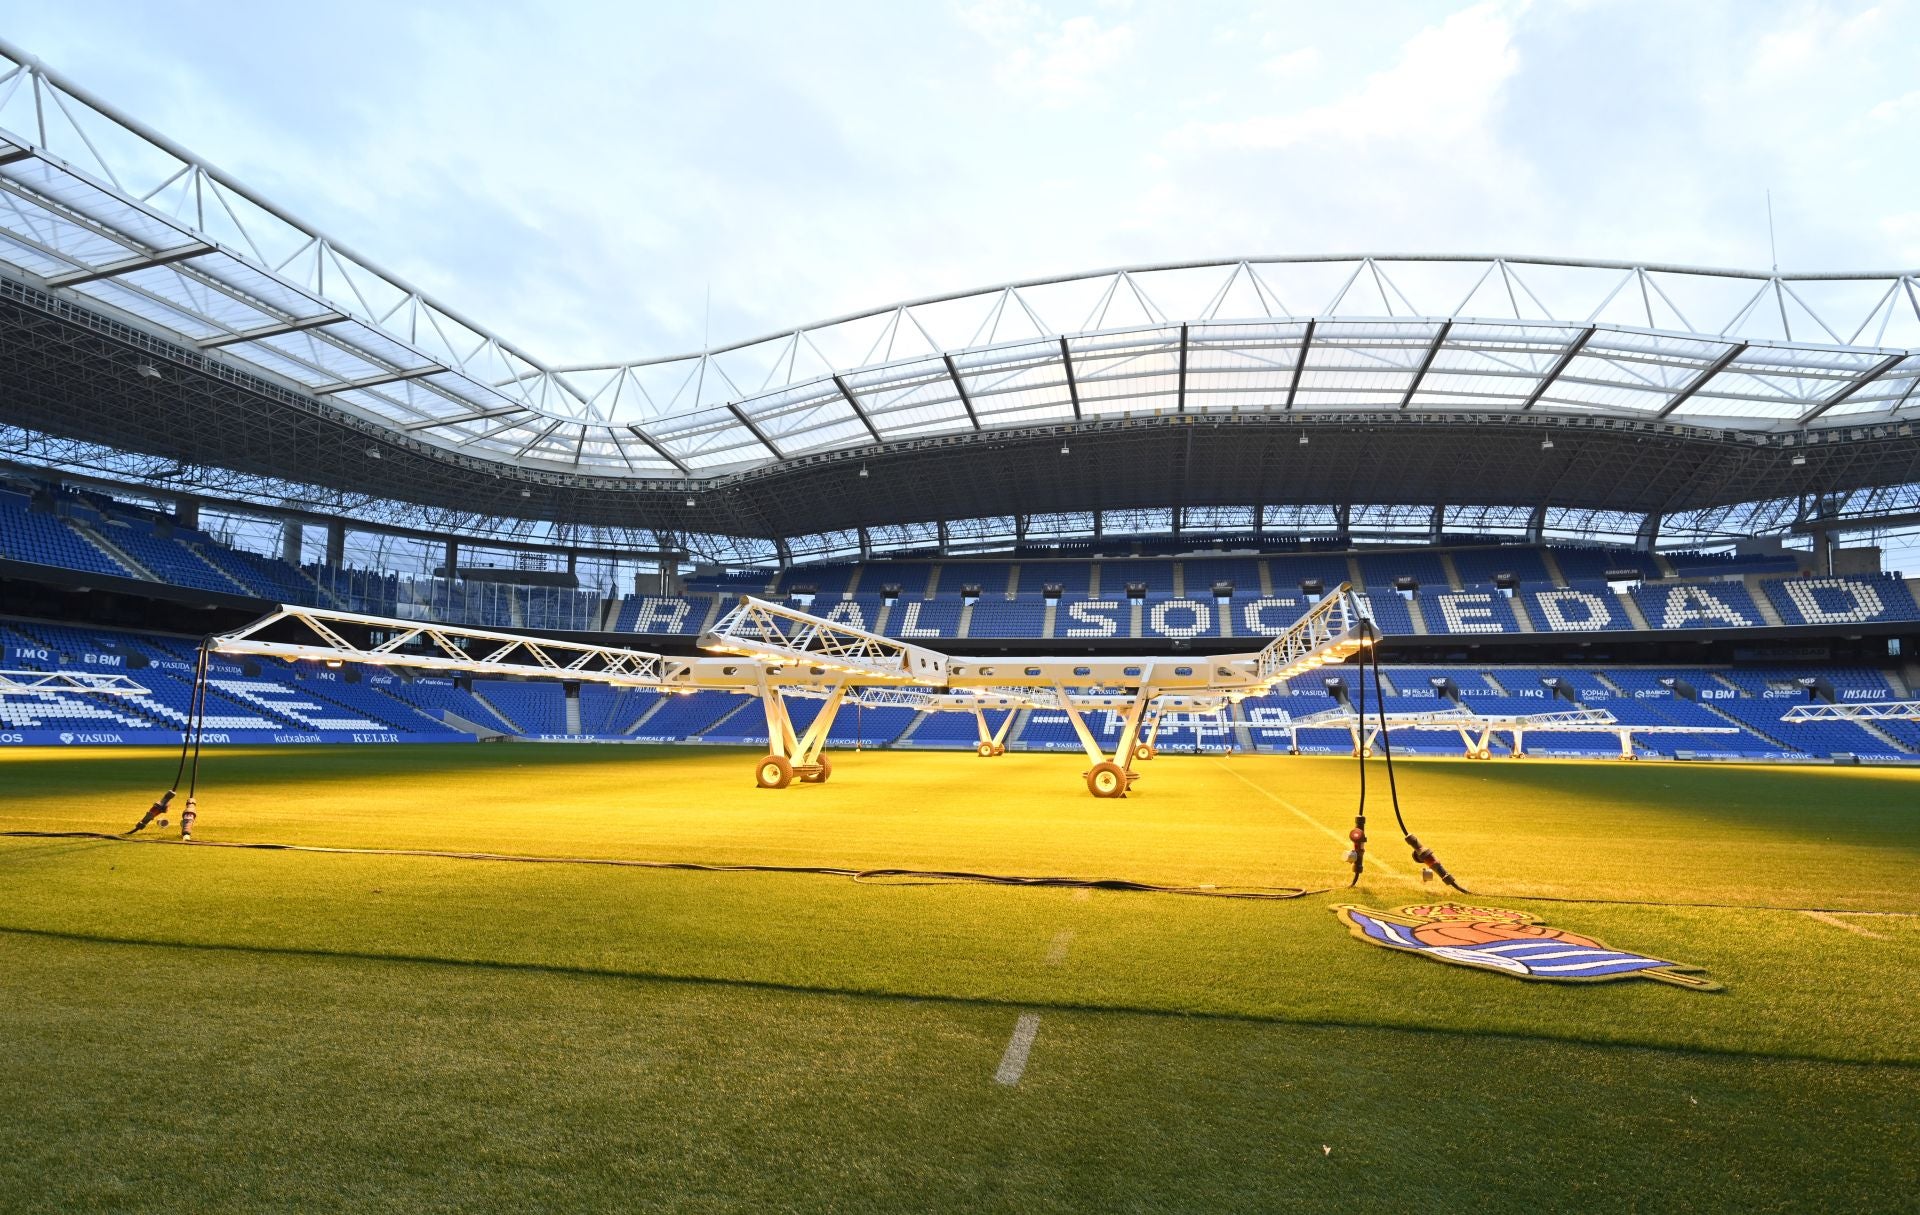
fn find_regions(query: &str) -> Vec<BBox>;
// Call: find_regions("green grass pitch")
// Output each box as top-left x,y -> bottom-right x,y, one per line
2,744 -> 1916,1212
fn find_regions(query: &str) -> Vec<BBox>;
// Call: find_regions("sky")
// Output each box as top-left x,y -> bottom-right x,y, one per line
7,0 -> 1920,372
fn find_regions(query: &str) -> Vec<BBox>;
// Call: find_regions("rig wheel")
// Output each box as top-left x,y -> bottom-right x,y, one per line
1087,761 -> 1128,799
1133,743 -> 1157,761
800,754 -> 832,783
1476,748 -> 1491,760
755,755 -> 794,789
977,741 -> 997,758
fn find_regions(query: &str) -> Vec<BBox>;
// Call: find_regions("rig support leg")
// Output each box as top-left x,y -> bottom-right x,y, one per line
1055,682 -> 1149,798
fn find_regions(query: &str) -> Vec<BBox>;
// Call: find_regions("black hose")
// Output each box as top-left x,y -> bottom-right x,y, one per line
0,831 -> 1328,901
1364,630 -> 1469,893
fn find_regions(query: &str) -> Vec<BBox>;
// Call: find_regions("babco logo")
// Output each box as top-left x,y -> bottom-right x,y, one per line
1333,902 -> 1720,990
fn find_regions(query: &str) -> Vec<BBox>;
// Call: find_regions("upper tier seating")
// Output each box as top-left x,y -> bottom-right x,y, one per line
0,491 -> 129,578
1548,545 -> 1657,582
1448,546 -> 1554,587
1632,580 -> 1765,630
1762,574 -> 1920,626
1355,549 -> 1451,590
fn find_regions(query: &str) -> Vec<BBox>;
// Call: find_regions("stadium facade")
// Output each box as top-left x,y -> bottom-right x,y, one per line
4,41 -> 1920,762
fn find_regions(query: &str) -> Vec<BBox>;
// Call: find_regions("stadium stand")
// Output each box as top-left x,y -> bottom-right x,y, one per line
0,490 -> 130,578
1448,545 -> 1554,587
1422,590 -> 1522,635
1548,545 -> 1657,582
470,680 -> 569,736
1355,549 -> 1451,591
1012,561 -> 1092,598
1761,574 -> 1920,626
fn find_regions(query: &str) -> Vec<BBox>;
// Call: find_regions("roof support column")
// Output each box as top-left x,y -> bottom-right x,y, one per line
859,527 -> 872,562
1430,504 -> 1446,543
1635,513 -> 1661,552
281,520 -> 304,567
1176,323 -> 1189,413
1335,503 -> 1351,546
444,539 -> 459,580
936,520 -> 949,556
175,499 -> 199,531
325,520 -> 346,567
1526,503 -> 1547,545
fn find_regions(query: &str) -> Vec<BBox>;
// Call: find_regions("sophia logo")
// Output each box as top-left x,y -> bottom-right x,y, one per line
1333,902 -> 1720,990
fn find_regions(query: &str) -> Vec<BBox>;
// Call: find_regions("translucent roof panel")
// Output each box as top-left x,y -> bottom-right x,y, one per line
1,41 -> 1917,487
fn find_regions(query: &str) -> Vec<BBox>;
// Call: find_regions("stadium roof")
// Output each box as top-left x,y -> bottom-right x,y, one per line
4,40 -> 1920,552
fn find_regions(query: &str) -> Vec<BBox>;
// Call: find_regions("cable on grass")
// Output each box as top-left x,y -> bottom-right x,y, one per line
1361,621 -> 1469,894
0,832 -> 1330,901
130,637 -> 212,839
1345,628 -> 1369,887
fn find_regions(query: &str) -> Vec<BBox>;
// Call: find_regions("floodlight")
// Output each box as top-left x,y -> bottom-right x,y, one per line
135,362 -> 162,380
1298,433 -> 1310,445
1060,441 -> 1070,454
365,447 -> 381,459
685,496 -> 696,507
1540,436 -> 1555,450
859,464 -> 869,478
1791,453 -> 1808,467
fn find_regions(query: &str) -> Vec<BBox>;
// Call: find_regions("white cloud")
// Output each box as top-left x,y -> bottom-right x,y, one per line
957,2 -> 1136,106
1261,46 -> 1321,77
1175,3 -> 1520,148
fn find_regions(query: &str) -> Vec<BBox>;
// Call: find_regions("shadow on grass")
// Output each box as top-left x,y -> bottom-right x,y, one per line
5,922 -> 1913,1072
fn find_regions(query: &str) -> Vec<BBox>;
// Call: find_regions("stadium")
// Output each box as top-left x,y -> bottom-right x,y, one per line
2,27 -> 1918,1214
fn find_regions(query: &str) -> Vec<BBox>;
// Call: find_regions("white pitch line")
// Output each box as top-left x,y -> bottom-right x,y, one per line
1213,760 -> 1400,877
1802,910 -> 1890,941
1045,930 -> 1074,965
994,1013 -> 1041,1086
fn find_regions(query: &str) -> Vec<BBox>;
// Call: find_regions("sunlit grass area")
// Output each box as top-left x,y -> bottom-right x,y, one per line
3,745 -> 1916,1212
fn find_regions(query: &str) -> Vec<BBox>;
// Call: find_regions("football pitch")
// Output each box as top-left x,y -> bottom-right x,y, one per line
1,744 -> 1916,1213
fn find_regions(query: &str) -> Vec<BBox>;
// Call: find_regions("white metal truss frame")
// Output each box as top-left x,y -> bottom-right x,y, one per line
4,39 -> 1920,485
701,595 -> 949,685
209,604 -> 701,688
1779,701 -> 1920,722
0,668 -> 148,696
1284,704 -> 1738,760
203,586 -> 1366,795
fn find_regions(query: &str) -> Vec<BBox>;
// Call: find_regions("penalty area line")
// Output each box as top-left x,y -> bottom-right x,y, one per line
1802,910 -> 1890,941
1211,760 -> 1399,877
994,1012 -> 1041,1086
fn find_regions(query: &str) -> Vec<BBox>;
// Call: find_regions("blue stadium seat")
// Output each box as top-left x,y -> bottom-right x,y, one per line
0,492 -> 131,578
1422,590 -> 1520,635
1633,582 -> 1764,630
1448,546 -> 1553,589
1761,574 -> 1920,626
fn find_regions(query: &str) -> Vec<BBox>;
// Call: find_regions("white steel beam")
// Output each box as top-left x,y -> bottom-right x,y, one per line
1780,700 -> 1920,722
0,669 -> 150,696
